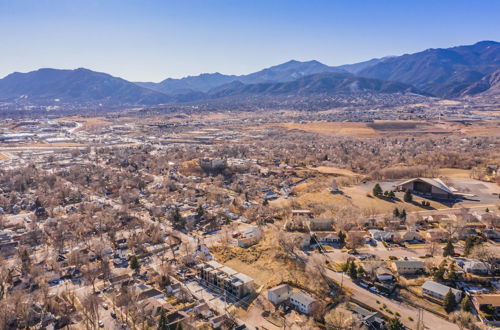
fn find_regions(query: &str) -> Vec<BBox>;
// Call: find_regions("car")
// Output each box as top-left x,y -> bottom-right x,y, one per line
102,303 -> 108,310
98,320 -> 104,328
359,282 -> 369,288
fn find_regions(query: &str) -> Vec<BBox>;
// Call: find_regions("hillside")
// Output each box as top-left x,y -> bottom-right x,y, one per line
358,41 -> 500,97
206,71 -> 423,98
0,68 -> 172,106
137,60 -> 344,95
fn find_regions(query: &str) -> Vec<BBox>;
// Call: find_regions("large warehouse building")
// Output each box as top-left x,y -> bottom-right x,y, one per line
396,178 -> 455,200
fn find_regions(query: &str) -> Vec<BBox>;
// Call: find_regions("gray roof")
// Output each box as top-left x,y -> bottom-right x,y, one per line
268,284 -> 291,296
290,291 -> 316,306
422,281 -> 461,297
397,178 -> 454,194
393,260 -> 425,269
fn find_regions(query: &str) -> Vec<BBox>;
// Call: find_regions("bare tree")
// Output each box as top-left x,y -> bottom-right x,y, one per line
80,293 -> 102,329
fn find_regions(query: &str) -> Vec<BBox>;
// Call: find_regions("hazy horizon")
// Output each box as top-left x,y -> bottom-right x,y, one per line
1,0 -> 499,82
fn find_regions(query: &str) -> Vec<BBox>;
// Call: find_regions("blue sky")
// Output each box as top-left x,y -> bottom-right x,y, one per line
1,0 -> 498,81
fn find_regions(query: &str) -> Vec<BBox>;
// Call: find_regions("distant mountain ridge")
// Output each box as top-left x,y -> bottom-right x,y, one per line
205,71 -> 422,99
137,60 -> 346,95
0,68 -> 171,105
0,40 -> 498,108
358,40 -> 500,97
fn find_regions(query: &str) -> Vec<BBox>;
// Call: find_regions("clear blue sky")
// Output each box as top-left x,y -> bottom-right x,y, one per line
1,0 -> 498,82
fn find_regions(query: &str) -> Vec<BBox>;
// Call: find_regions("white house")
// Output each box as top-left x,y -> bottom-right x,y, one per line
462,261 -> 490,275
290,291 -> 317,315
267,284 -> 293,305
376,268 -> 394,282
422,281 -> 462,301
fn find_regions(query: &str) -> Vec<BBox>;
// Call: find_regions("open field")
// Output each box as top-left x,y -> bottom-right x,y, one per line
274,121 -> 379,138
0,152 -> 10,160
273,120 -> 500,138
309,166 -> 360,177
57,116 -> 112,131
437,168 -> 472,178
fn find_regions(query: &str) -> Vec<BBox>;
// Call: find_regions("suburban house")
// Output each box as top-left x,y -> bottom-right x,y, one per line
401,231 -> 424,243
196,261 -> 255,298
308,218 -> 333,231
471,294 -> 500,326
426,229 -> 447,242
267,284 -> 293,305
348,304 -> 385,330
396,177 -> 455,200
422,281 -> 462,301
462,260 -> 490,275
392,260 -> 425,275
376,268 -> 394,282
314,232 -> 341,244
456,227 -> 478,240
482,229 -> 500,242
369,230 -> 399,242
237,226 -> 262,248
289,291 -> 317,315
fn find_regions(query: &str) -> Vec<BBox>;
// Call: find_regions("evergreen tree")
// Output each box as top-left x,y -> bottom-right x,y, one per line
387,316 -> 404,330
403,189 -> 413,202
196,205 -> 204,218
388,191 -> 395,199
263,199 -> 269,206
393,208 -> 400,218
463,236 -> 475,256
443,241 -> 455,257
434,262 -> 446,281
158,309 -> 168,330
461,295 -> 471,312
348,260 -> 358,279
130,255 -> 141,273
170,207 -> 185,229
400,209 -> 407,220
446,263 -> 458,281
372,184 -> 383,197
357,265 -> 365,278
338,230 -> 346,245
443,289 -> 457,313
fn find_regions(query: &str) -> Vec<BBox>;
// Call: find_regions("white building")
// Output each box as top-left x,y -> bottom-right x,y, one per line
422,281 -> 462,301
290,292 -> 317,315
267,284 -> 293,305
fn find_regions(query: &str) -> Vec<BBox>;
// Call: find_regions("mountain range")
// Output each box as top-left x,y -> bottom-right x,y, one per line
0,40 -> 498,108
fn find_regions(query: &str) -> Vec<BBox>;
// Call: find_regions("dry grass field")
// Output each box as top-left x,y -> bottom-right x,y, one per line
57,116 -> 112,131
275,122 -> 379,138
309,166 -> 360,177
437,168 -> 471,178
273,119 -> 500,138
0,152 -> 10,160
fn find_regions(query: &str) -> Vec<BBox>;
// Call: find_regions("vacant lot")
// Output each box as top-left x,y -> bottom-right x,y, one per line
274,120 -> 500,138
0,152 -> 9,160
57,116 -> 112,131
309,166 -> 360,177
275,122 -> 379,138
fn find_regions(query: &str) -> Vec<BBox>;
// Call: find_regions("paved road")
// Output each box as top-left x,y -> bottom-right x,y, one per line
325,269 -> 458,330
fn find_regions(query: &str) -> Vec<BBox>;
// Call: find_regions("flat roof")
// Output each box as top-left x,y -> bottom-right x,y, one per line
474,294 -> 500,307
